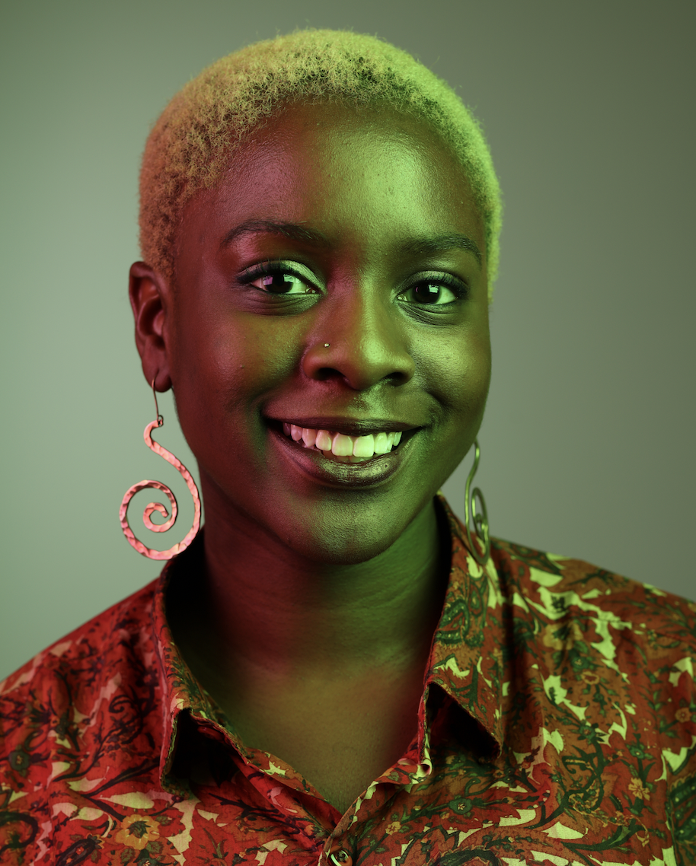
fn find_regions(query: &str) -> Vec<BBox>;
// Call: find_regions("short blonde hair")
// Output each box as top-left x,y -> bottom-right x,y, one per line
139,27 -> 503,303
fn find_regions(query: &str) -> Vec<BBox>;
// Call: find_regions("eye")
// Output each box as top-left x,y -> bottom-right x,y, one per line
239,262 -> 318,296
238,262 -> 469,306
398,274 -> 469,306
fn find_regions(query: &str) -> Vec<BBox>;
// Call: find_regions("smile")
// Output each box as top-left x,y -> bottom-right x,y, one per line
267,420 -> 421,488
281,422 -> 403,463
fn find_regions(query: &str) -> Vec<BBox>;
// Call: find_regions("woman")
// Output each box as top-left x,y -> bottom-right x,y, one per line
1,28 -> 694,866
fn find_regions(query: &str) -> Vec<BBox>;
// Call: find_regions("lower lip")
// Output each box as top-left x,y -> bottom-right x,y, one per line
268,426 -> 419,488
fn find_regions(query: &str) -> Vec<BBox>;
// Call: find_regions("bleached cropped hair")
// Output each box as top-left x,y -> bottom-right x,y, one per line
139,27 -> 504,303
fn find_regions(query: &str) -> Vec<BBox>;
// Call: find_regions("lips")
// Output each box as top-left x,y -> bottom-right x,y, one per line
267,419 -> 420,487
266,418 -> 419,449
264,416 -> 421,438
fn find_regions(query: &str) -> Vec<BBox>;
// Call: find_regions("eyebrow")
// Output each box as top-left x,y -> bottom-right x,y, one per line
221,218 -> 482,268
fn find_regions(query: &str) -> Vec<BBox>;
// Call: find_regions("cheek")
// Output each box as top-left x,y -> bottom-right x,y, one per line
467,335 -> 492,406
426,328 -> 491,416
438,334 -> 491,477
170,309 -> 280,437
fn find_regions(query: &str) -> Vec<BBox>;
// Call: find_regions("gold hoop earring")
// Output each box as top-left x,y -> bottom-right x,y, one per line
119,379 -> 201,560
464,439 -> 490,566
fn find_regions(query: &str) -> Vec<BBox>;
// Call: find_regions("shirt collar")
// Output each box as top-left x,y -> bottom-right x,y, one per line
152,491 -> 504,790
424,492 -> 503,760
150,533 -> 227,791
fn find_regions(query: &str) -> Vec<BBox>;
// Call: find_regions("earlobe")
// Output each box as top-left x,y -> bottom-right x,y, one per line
128,261 -> 173,392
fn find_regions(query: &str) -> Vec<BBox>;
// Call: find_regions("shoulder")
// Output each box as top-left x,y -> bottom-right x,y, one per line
0,577 -> 161,778
0,577 -> 160,700
490,534 -> 696,645
488,535 -> 696,714
0,578 -> 167,862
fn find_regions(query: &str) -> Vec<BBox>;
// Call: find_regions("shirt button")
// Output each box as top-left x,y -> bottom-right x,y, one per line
329,850 -> 352,866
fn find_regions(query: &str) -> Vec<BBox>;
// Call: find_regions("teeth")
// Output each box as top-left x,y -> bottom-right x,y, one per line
281,422 -> 403,459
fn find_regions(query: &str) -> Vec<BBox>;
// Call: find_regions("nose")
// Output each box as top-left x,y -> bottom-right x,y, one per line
301,284 -> 416,390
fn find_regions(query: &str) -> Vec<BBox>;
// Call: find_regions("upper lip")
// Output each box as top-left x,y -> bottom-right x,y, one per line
266,416 -> 422,437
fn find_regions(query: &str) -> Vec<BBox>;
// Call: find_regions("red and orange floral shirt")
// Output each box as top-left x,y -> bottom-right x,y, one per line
1,492 -> 695,865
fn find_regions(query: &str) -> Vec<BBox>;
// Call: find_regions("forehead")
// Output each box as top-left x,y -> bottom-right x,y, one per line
183,101 -> 484,268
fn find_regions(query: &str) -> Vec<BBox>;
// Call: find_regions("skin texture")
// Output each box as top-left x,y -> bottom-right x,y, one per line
129,101 -> 492,724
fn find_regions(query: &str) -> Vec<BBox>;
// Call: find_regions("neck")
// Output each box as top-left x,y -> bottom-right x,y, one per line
166,497 -> 451,689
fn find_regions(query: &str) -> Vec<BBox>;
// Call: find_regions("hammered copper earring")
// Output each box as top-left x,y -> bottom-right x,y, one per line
465,439 -> 490,566
119,379 -> 201,560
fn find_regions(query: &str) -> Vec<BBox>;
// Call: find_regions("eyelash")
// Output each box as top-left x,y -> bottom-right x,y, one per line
237,261 -> 470,307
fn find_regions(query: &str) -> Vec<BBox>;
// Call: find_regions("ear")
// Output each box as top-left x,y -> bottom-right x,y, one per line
128,261 -> 174,392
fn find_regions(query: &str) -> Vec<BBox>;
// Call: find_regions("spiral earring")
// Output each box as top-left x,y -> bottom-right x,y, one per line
464,439 -> 490,566
119,379 -> 201,560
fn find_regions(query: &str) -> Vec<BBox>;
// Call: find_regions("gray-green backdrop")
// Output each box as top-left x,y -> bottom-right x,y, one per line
1,0 -> 694,680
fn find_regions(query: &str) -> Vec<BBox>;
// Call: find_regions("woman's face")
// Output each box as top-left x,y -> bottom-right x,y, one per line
160,100 -> 491,568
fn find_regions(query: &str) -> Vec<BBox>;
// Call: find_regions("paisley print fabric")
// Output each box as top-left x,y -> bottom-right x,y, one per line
1,492 -> 695,865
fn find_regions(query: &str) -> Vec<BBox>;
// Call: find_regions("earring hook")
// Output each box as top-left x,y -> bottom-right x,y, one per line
151,378 -> 163,427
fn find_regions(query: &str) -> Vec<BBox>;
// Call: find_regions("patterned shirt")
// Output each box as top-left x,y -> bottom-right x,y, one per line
1,492 -> 695,866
